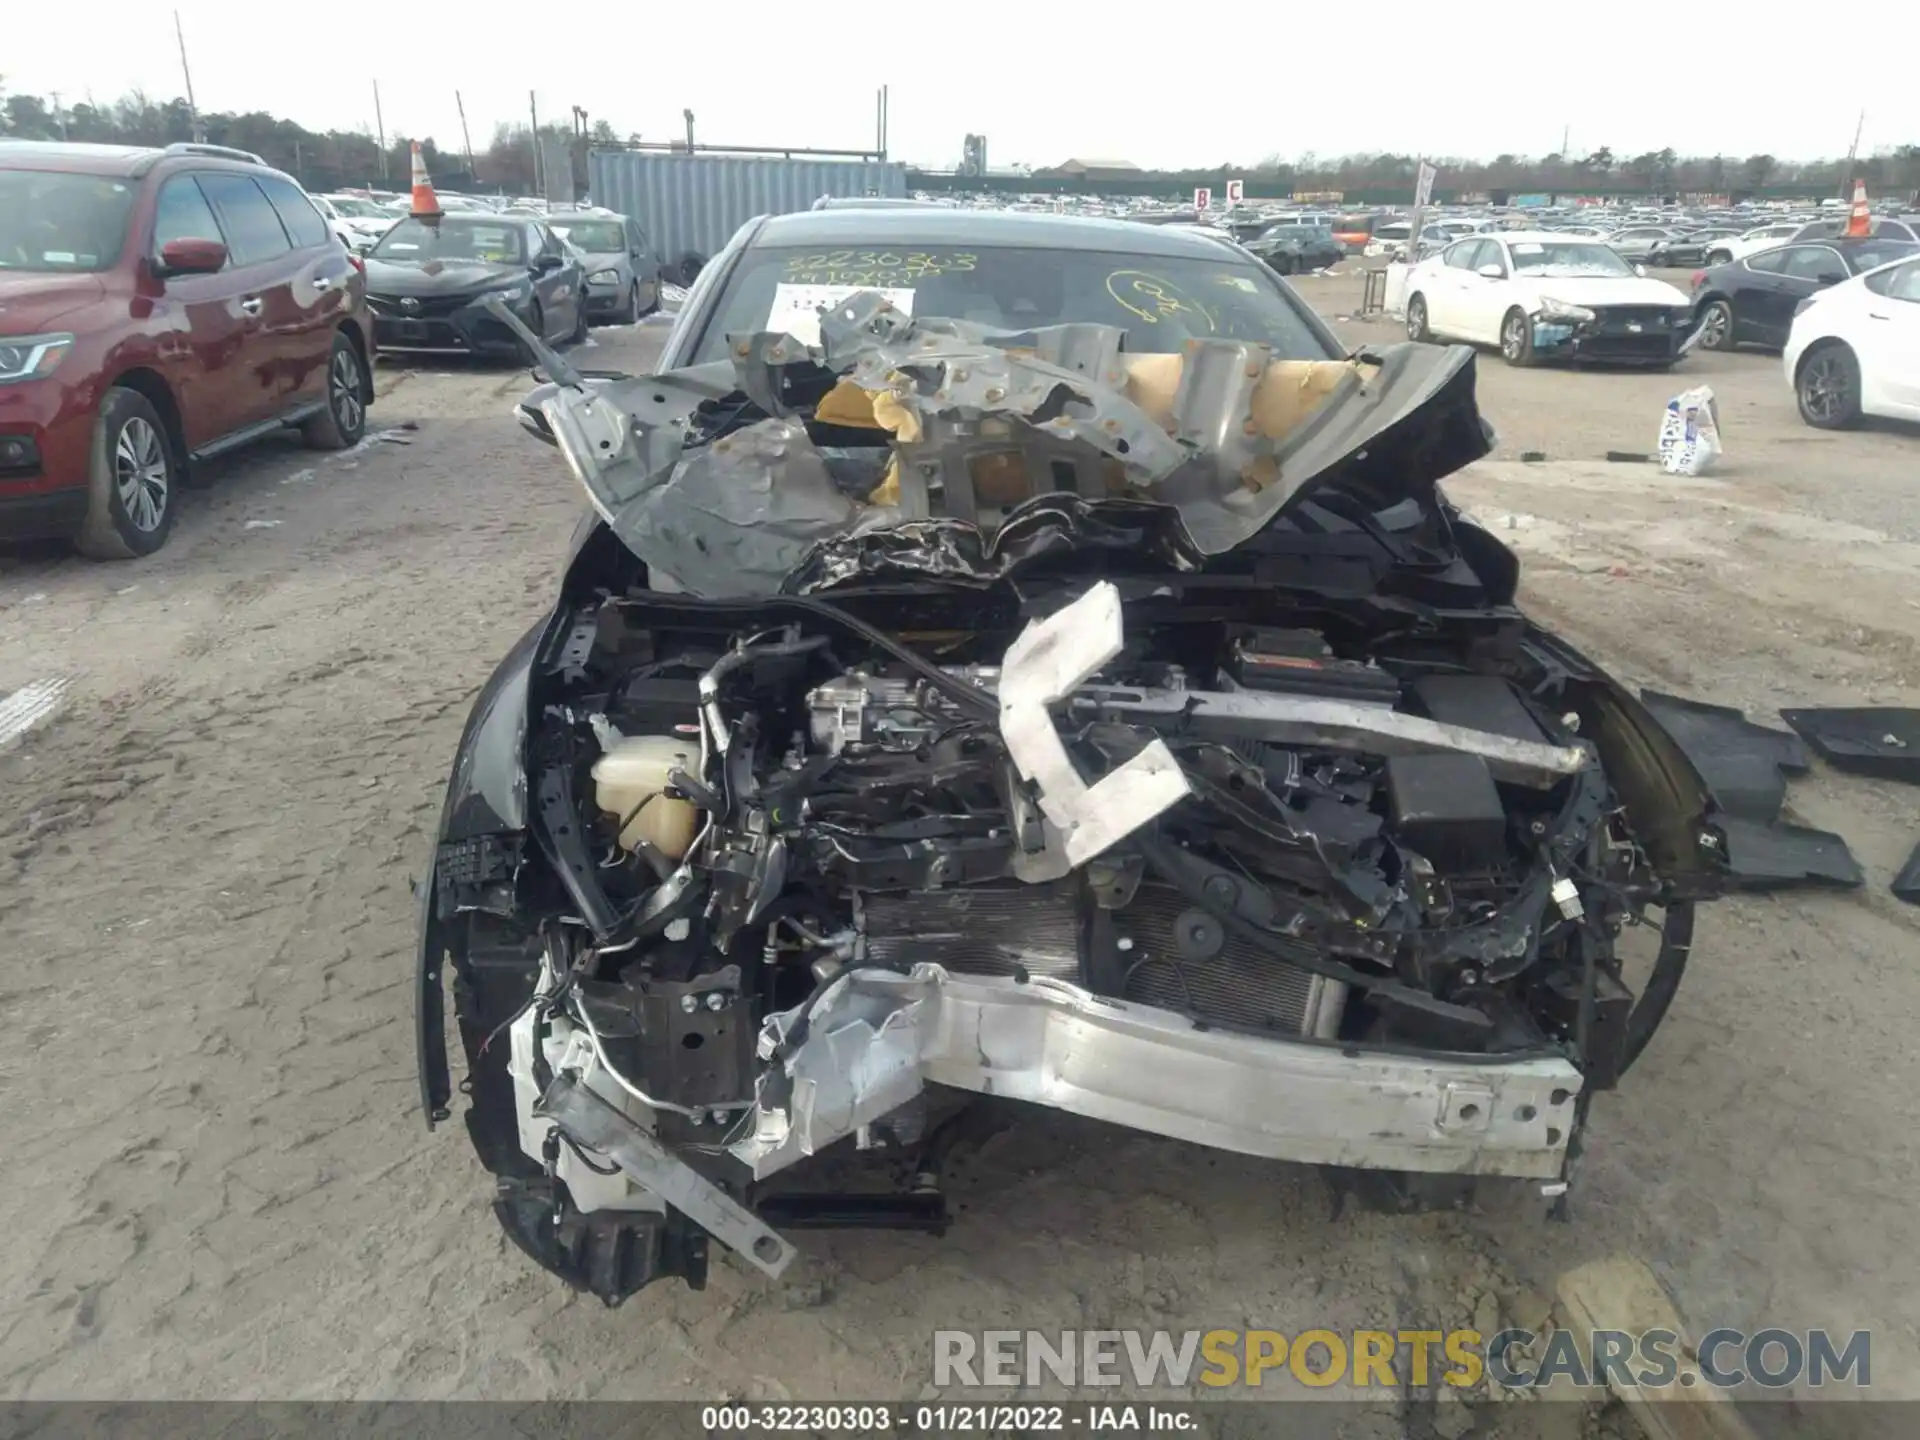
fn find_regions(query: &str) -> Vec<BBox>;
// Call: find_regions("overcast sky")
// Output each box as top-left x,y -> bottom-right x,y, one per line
7,3 -> 1914,170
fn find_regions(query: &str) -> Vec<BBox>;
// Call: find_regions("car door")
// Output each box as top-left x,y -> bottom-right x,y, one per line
256,173 -> 357,409
627,219 -> 660,308
1858,260 -> 1920,417
529,222 -> 578,340
1726,249 -> 1795,345
1423,240 -> 1480,336
146,172 -> 257,450
1459,238 -> 1514,344
194,171 -> 300,423
1768,246 -> 1850,346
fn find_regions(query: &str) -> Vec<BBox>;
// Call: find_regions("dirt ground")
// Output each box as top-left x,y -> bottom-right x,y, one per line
1,274 -> 1916,1409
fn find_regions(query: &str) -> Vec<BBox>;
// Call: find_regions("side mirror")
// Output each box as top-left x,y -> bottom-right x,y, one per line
1476,262 -> 1505,279
533,253 -> 562,274
156,237 -> 228,276
1818,272 -> 1847,287
1634,263 -> 1648,276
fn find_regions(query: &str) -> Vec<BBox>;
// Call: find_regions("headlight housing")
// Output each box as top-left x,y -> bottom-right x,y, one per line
1536,297 -> 1596,324
0,333 -> 75,386
487,282 -> 533,305
588,268 -> 622,285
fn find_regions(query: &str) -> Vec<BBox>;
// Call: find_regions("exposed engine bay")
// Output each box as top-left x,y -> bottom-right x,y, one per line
418,294 -> 1726,1304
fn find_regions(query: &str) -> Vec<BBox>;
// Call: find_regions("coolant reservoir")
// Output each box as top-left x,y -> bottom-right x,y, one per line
591,734 -> 698,860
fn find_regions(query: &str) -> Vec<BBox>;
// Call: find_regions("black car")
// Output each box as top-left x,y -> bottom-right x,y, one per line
1786,216 -> 1920,245
1244,222 -> 1345,274
1645,228 -> 1741,267
416,207 -> 1726,1306
363,213 -> 587,360
1691,236 -> 1920,351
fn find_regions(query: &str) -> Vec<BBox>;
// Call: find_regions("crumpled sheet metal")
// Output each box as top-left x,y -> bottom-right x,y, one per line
539,291 -> 1487,598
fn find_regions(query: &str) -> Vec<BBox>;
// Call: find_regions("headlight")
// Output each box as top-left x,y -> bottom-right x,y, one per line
1536,297 -> 1596,324
588,269 -> 622,285
487,283 -> 532,305
0,333 -> 75,385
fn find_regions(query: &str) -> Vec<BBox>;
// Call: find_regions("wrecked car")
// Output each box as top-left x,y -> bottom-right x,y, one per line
415,210 -> 1728,1303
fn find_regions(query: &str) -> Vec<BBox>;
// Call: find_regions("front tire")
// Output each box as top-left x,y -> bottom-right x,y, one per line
301,331 -> 369,451
1705,249 -> 1732,266
1500,307 -> 1537,367
570,292 -> 590,345
1406,292 -> 1432,343
621,281 -> 642,324
1696,299 -> 1735,352
1797,343 -> 1863,430
76,388 -> 177,560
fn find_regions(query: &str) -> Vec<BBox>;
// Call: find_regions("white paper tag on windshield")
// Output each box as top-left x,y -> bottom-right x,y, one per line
765,284 -> 916,347
1512,242 -> 1544,254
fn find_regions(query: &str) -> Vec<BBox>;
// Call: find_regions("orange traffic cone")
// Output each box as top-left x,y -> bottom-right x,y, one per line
410,141 -> 441,217
1844,178 -> 1871,238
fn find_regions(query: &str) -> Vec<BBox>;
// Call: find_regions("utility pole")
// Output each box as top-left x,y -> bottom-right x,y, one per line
49,91 -> 69,140
373,80 -> 389,183
530,91 -> 543,198
1842,108 -> 1866,198
683,108 -> 695,153
174,11 -> 206,142
456,90 -> 476,181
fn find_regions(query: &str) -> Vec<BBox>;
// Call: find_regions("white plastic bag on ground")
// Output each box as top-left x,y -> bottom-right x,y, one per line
1657,386 -> 1722,476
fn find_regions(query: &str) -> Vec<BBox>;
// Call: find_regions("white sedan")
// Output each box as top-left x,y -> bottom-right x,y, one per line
1783,254 -> 1920,428
1404,233 -> 1697,367
1705,221 -> 1805,266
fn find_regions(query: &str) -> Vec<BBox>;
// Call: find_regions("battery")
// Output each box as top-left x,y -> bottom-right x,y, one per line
1385,752 -> 1509,874
1228,627 -> 1400,706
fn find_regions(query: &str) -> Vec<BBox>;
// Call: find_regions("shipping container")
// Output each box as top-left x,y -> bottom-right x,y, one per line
588,150 -> 908,276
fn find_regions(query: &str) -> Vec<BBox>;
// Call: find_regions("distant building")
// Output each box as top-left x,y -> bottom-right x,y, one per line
1037,157 -> 1143,180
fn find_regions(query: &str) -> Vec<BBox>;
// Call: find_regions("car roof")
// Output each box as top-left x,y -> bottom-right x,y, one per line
0,139 -> 291,180
0,140 -> 161,176
752,207 -> 1243,260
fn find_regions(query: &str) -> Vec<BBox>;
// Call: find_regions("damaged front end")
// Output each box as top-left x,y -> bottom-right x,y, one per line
418,295 -> 1727,1303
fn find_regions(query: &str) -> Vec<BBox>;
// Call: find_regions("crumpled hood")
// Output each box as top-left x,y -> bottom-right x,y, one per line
535,290 -> 1490,597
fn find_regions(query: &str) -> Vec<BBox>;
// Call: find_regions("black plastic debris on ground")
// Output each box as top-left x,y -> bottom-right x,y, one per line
1640,688 -> 1861,892
1640,691 -> 1809,821
1893,841 -> 1920,906
1717,817 -> 1865,891
1778,707 -> 1920,784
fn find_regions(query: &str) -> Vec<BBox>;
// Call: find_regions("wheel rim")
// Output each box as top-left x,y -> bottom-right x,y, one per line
1701,304 -> 1729,348
1802,353 -> 1851,421
114,416 -> 169,533
1408,299 -> 1425,337
330,348 -> 363,432
1503,314 -> 1525,357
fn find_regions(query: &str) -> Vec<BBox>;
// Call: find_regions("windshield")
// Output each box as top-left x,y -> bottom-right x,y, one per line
1507,241 -> 1634,277
688,243 -> 1337,364
552,220 -> 625,252
1845,239 -> 1920,272
0,170 -> 137,273
372,216 -> 525,264
1263,225 -> 1334,242
326,195 -> 385,218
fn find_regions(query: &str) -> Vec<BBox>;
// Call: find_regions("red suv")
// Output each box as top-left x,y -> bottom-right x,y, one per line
0,141 -> 375,558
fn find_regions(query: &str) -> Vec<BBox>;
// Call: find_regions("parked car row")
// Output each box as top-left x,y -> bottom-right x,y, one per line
1,141 -> 674,559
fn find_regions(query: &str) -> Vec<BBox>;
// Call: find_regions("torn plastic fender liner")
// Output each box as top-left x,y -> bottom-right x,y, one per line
998,581 -> 1191,866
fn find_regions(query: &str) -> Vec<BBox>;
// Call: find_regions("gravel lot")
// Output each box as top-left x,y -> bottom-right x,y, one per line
2,275 -> 1916,1409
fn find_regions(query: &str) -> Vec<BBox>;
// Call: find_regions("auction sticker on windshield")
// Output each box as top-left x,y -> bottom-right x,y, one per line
766,283 -> 916,346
